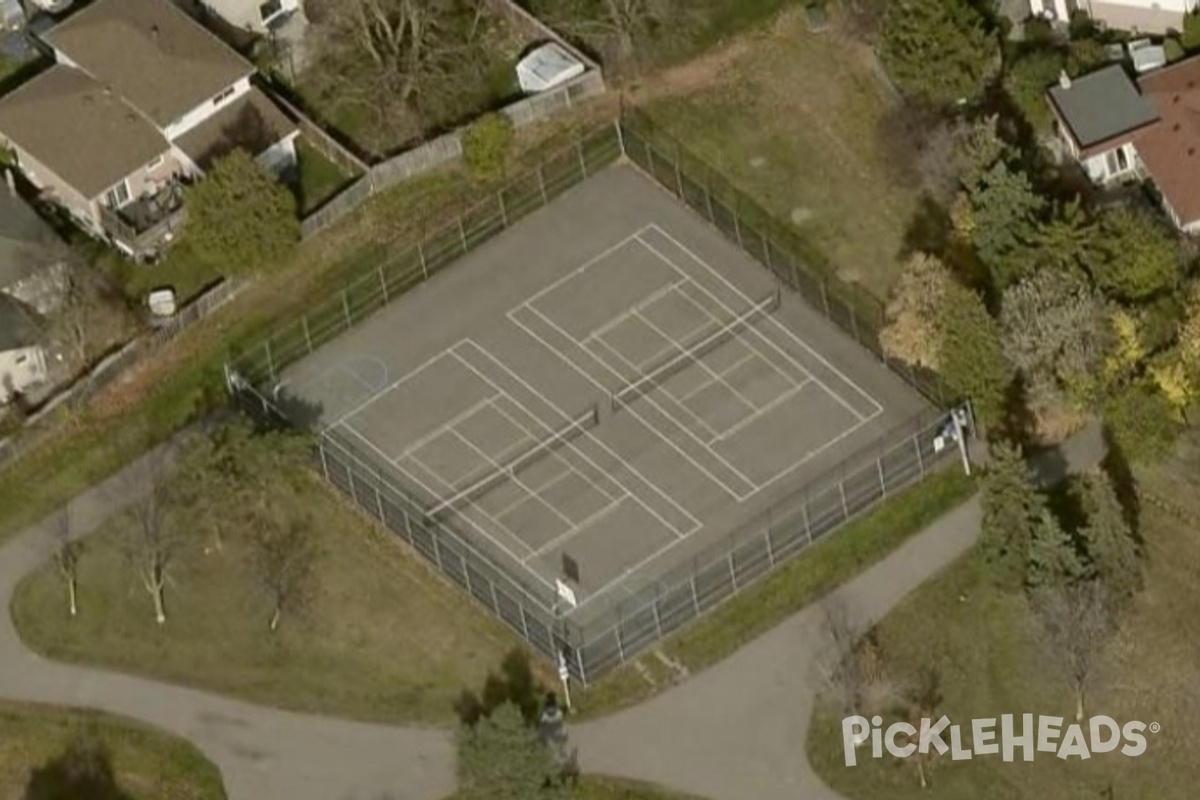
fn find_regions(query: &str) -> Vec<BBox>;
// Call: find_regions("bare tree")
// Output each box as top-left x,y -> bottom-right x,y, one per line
123,449 -> 184,625
249,514 -> 320,632
529,0 -> 684,71
814,599 -> 865,716
1032,581 -> 1115,722
899,665 -> 943,789
48,504 -> 82,618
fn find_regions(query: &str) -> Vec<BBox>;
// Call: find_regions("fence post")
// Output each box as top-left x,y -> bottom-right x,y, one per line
790,251 -> 801,292
318,440 -> 330,480
517,601 -> 531,641
727,552 -> 738,592
378,265 -> 389,304
432,533 -> 445,570
302,315 -> 313,354
820,281 -> 831,317
733,207 -> 745,250
342,289 -> 352,328
463,557 -> 473,596
652,598 -> 663,639
488,582 -> 501,617
537,164 -> 548,205
615,118 -> 626,155
576,141 -> 589,178
689,574 -> 701,614
498,189 -> 509,228
263,340 -> 276,384
457,219 -> 469,253
913,432 -> 925,476
761,230 -> 773,272
615,626 -> 626,664
704,185 -> 716,224
764,529 -> 775,567
375,485 -> 385,522
803,500 -> 813,544
672,150 -> 685,199
877,456 -> 887,498
418,241 -> 429,281
839,480 -> 849,521
850,305 -> 861,344
348,470 -> 359,506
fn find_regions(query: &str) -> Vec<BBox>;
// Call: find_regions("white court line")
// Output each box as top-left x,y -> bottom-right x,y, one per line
640,226 -> 885,417
339,355 -> 391,393
520,225 -> 656,312
582,278 -> 688,344
487,398 -> 622,505
396,395 -> 500,462
589,333 -> 724,443
523,499 -> 627,564
325,348 -> 481,432
567,530 -> 688,616
515,303 -> 757,499
456,339 -> 701,538
449,426 -> 578,532
710,378 -> 813,443
633,305 -> 761,414
636,232 -> 866,426
673,283 -> 804,394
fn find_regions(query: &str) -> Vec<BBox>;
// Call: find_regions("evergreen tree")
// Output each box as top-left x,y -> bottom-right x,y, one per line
1089,210 -> 1181,302
1077,472 -> 1142,599
979,440 -> 1042,590
963,161 -> 1046,289
879,0 -> 999,106
1027,506 -> 1085,590
456,703 -> 567,800
938,283 -> 1014,427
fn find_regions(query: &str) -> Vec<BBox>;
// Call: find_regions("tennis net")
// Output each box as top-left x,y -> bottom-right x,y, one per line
427,404 -> 600,518
611,288 -> 780,412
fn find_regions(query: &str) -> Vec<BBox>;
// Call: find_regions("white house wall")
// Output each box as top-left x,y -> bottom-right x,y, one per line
201,0 -> 300,33
163,76 -> 252,142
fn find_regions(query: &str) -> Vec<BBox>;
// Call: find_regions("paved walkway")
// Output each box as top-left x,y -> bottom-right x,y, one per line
0,425 -> 1106,800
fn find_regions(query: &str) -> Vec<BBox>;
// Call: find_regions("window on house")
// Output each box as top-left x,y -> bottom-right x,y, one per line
212,86 -> 236,107
1117,146 -> 1129,171
259,0 -> 283,22
104,179 -> 130,209
1104,150 -> 1119,176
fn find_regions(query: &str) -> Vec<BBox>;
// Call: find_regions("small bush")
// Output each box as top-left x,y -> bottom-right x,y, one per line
462,113 -> 515,184
1103,381 -> 1181,464
1182,12 -> 1200,51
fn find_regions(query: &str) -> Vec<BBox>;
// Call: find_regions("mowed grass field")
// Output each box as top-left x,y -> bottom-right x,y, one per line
11,472 -> 536,726
806,432 -> 1200,799
0,701 -> 224,800
641,9 -> 917,298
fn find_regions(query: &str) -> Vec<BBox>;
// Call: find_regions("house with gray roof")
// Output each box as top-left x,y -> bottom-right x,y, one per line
1049,56 -> 1200,232
0,0 -> 298,259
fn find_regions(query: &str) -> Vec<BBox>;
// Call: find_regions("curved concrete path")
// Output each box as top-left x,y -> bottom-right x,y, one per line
0,425 -> 1104,800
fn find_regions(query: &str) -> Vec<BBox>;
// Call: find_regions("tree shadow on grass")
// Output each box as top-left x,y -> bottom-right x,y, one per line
24,736 -> 133,800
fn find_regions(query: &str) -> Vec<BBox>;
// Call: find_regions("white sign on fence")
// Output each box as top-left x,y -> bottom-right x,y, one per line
556,578 -> 577,608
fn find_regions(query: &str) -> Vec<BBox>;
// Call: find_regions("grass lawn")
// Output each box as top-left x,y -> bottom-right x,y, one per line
0,701 -> 224,800
0,52 -> 19,84
572,469 -> 977,718
11,469 -> 535,726
641,8 -> 917,299
805,431 -> 1200,799
292,139 -> 354,215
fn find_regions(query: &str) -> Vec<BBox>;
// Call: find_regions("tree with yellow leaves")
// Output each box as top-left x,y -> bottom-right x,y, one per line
1150,357 -> 1194,422
1102,308 -> 1145,390
880,253 -> 954,370
1179,282 -> 1200,371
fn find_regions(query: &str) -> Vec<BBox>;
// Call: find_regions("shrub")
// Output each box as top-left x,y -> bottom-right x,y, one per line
462,113 -> 515,184
1103,380 -> 1181,463
1182,11 -> 1200,51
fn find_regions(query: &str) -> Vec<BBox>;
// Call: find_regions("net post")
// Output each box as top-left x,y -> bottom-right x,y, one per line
302,314 -> 313,354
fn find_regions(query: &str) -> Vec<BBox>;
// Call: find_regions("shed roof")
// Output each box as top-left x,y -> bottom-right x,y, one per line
0,65 -> 170,199
1048,64 -> 1159,149
176,87 -> 296,169
41,0 -> 254,128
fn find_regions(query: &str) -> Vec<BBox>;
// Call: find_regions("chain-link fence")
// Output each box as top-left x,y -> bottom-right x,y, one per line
225,113 -> 966,684
618,109 -> 952,409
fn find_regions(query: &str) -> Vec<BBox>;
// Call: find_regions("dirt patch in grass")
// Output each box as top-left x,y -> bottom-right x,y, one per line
805,429 -> 1200,799
11,473 -> 538,725
0,701 -> 224,800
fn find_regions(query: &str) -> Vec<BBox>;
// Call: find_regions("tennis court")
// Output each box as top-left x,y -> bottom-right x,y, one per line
278,164 -> 931,626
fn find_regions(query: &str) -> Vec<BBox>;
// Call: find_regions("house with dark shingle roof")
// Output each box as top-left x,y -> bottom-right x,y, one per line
0,0 -> 298,259
1049,56 -> 1200,232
